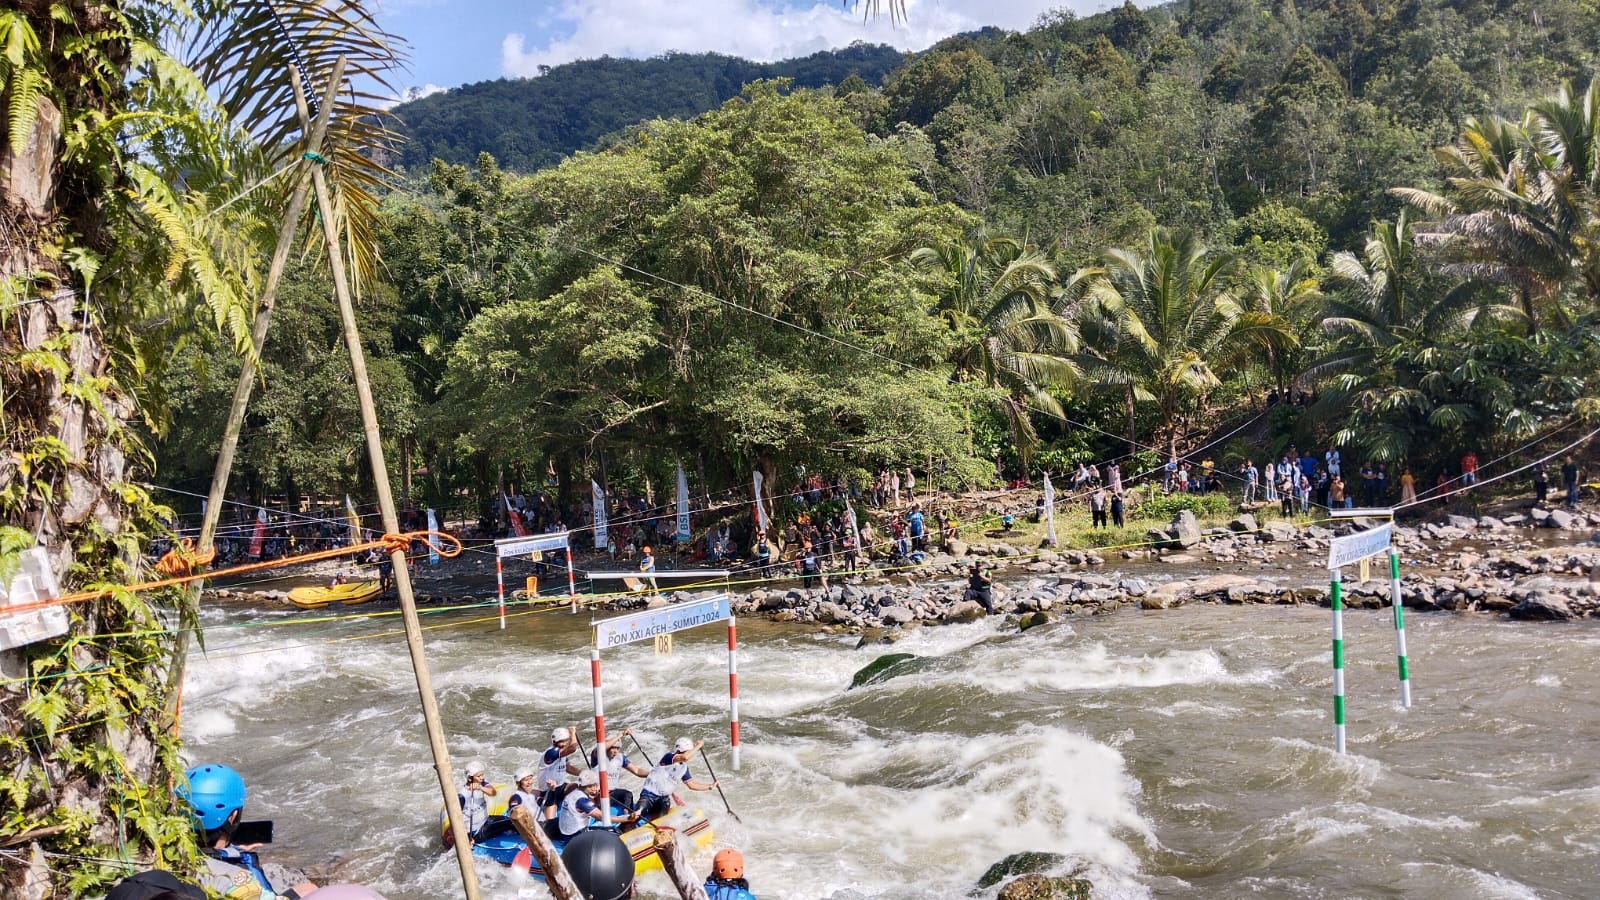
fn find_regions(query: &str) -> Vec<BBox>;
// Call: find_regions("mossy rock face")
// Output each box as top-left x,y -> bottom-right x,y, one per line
996,875 -> 1093,900
849,652 -> 918,689
1018,611 -> 1053,632
974,852 -> 1067,890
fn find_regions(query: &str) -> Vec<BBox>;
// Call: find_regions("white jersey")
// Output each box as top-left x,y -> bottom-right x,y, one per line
641,752 -> 690,797
591,748 -> 633,781
539,744 -> 571,791
558,789 -> 598,837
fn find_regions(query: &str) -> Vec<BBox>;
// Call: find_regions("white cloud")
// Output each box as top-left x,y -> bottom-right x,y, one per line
499,0 -> 1077,78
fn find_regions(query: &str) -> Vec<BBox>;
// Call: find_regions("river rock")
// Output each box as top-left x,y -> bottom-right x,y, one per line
1262,520 -> 1297,542
1141,593 -> 1184,610
946,539 -> 969,558
1547,509 -> 1577,529
849,653 -> 918,688
943,600 -> 986,624
1228,514 -> 1258,533
1018,610 -> 1052,631
1171,510 -> 1202,548
997,875 -> 1094,900
974,852 -> 1068,890
880,605 -> 916,626
816,601 -> 849,625
1509,593 -> 1573,620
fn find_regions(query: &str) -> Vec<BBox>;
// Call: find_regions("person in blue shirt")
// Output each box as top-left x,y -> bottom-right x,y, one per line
906,506 -> 925,552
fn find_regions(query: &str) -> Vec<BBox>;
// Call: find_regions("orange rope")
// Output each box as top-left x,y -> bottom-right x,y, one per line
2,530 -> 463,619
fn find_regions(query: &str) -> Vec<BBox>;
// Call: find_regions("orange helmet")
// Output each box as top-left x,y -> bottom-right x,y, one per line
713,848 -> 744,880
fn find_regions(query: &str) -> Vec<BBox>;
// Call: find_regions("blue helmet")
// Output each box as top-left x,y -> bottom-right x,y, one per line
176,763 -> 246,831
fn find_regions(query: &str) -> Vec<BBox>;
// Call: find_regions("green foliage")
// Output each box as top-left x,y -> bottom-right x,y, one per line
1132,490 -> 1233,522
393,45 -> 908,171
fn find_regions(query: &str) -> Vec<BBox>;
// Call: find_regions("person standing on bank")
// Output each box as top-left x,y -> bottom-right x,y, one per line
967,562 -> 995,614
1110,490 -> 1125,528
1562,456 -> 1581,508
1533,461 -> 1550,504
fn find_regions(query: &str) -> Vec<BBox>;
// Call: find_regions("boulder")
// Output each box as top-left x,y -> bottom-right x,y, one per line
1509,593 -> 1574,620
880,605 -> 916,626
997,875 -> 1094,900
1547,509 -> 1577,529
1118,578 -> 1149,597
943,600 -> 987,624
1160,553 -> 1198,564
974,852 -> 1068,890
1018,610 -> 1053,631
1262,520 -> 1298,542
1228,514 -> 1258,533
849,653 -> 918,689
1447,514 -> 1479,530
1141,593 -> 1184,610
815,601 -> 849,625
946,539 -> 969,558
1171,510 -> 1202,548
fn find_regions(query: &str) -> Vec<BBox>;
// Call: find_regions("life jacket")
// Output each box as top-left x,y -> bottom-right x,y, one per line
705,876 -> 757,899
207,845 -> 274,896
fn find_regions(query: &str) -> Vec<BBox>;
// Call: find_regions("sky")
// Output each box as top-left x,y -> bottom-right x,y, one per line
373,0 -> 1117,98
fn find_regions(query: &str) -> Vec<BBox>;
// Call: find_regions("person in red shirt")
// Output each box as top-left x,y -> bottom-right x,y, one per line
1461,452 -> 1479,486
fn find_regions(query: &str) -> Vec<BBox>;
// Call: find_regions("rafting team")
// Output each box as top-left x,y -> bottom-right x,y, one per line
103,745 -> 754,900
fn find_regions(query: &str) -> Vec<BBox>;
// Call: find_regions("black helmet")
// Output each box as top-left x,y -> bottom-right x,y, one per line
561,830 -> 635,900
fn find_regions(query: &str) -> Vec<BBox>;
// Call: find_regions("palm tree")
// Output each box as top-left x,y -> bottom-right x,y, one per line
1085,227 -> 1283,456
1244,260 -> 1322,395
1394,81 -> 1600,331
911,230 -> 1083,464
1,3 -> 398,895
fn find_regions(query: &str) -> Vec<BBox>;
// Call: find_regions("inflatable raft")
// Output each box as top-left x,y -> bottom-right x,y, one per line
286,580 -> 382,609
441,789 -> 713,877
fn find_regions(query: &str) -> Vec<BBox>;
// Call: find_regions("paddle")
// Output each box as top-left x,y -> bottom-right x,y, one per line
698,747 -> 742,824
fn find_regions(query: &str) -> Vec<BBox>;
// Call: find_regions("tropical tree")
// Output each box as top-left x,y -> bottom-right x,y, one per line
1084,227 -> 1283,455
0,2 -> 398,895
910,230 -> 1089,464
1243,260 -> 1322,394
1395,81 -> 1600,332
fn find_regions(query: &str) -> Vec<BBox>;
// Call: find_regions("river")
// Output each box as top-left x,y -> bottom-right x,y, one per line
180,586 -> 1600,899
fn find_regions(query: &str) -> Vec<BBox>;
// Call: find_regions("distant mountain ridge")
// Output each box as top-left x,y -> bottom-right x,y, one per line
392,43 -> 907,172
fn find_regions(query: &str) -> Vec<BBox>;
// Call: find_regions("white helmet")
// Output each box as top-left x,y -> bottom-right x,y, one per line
673,737 -> 694,754
552,727 -> 571,742
465,760 -> 486,777
579,768 -> 599,787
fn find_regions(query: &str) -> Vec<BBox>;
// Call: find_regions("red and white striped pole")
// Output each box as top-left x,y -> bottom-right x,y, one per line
566,545 -> 578,614
728,616 -> 740,770
495,556 -> 506,629
591,645 -> 610,825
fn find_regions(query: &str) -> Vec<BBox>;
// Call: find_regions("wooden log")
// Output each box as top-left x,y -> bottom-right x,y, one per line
509,806 -> 584,900
651,827 -> 710,900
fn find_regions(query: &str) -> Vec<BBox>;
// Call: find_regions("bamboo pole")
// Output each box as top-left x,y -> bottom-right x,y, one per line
651,828 -> 710,900
305,57 -> 480,899
162,61 -> 343,725
508,807 -> 584,900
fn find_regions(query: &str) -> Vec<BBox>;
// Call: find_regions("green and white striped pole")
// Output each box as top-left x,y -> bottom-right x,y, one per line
1331,568 -> 1346,753
1388,547 -> 1412,707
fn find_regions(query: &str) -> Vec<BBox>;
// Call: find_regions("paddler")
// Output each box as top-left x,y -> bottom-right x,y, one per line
588,726 -> 651,815
174,762 -> 320,899
636,737 -> 719,823
559,769 -> 621,838
639,544 -> 659,593
506,769 -> 540,815
458,760 -> 497,839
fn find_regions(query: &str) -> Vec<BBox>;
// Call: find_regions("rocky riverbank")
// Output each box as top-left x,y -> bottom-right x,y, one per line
205,506 -> 1600,630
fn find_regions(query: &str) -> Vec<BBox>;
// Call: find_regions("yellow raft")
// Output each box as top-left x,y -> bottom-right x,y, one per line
286,580 -> 382,609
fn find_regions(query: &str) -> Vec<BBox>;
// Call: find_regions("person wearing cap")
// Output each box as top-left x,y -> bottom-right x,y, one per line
588,727 -> 650,815
506,769 -> 541,815
636,737 -> 718,823
704,848 -> 757,899
457,760 -> 498,840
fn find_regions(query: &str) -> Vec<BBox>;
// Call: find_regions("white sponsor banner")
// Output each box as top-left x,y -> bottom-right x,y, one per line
593,595 -> 730,649
496,532 -> 570,558
675,463 -> 691,543
592,480 -> 608,549
1327,523 -> 1393,569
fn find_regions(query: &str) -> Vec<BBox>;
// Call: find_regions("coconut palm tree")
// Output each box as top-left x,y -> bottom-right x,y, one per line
1244,260 -> 1322,395
911,230 -> 1085,464
1085,227 -> 1284,456
0,3 -> 399,895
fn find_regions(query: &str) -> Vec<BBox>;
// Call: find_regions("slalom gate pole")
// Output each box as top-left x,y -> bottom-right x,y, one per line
728,616 -> 740,770
496,556 -> 506,629
1388,548 -> 1412,707
566,545 -> 578,614
592,646 -> 611,826
1331,568 -> 1346,754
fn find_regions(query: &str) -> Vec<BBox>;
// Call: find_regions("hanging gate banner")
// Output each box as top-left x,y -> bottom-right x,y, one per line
1328,522 -> 1393,569
676,463 -> 691,544
593,595 -> 731,649
426,508 -> 441,566
1044,473 -> 1057,545
592,480 -> 608,549
752,470 -> 770,534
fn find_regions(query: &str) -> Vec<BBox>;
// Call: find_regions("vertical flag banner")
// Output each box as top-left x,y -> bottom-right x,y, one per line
248,507 -> 267,558
592,480 -> 608,549
503,491 -> 527,537
844,496 -> 858,539
675,463 -> 691,544
345,494 -> 362,545
752,470 -> 770,534
426,508 -> 440,566
1044,474 -> 1057,546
